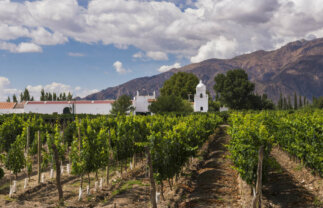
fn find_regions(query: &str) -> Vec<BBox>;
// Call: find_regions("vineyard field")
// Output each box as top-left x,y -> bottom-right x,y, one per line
0,110 -> 322,207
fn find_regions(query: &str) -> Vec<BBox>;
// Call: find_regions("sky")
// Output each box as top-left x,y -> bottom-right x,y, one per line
0,0 -> 323,101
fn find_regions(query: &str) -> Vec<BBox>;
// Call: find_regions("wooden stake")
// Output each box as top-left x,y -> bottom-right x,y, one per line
252,146 -> 264,208
37,131 -> 41,184
52,143 -> 64,205
106,130 -> 111,186
146,147 -> 157,208
26,126 -> 30,153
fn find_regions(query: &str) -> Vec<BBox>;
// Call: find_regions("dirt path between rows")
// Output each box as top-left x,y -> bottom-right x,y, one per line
261,148 -> 322,208
175,126 -> 241,208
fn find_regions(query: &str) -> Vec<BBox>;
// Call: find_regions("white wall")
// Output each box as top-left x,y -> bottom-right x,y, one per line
194,82 -> 208,112
220,106 -> 229,112
24,103 -> 70,114
24,102 -> 113,115
0,109 -> 24,114
194,95 -> 208,112
133,91 -> 155,113
75,103 -> 112,114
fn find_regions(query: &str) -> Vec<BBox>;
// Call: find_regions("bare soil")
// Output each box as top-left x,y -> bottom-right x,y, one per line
170,126 -> 241,208
261,147 -> 323,208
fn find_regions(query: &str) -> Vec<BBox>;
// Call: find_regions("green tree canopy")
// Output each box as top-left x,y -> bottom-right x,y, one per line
160,72 -> 199,100
12,94 -> 17,102
110,94 -> 133,115
214,69 -> 274,110
148,95 -> 193,114
312,96 -> 323,109
214,69 -> 255,110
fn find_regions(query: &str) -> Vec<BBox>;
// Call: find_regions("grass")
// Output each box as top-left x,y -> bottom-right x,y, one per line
268,157 -> 283,174
313,197 -> 322,207
3,195 -> 15,202
111,180 -> 146,198
0,182 -> 10,192
294,163 -> 303,171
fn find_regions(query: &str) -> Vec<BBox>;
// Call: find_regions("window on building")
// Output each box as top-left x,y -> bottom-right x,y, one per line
200,93 -> 203,98
200,106 -> 203,111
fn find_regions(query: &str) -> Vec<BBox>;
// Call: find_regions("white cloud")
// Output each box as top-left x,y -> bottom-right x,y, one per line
0,24 -> 29,41
0,41 -> 42,53
133,52 -> 144,59
113,61 -> 131,74
191,37 -> 238,63
74,87 -> 99,98
27,82 -> 99,100
0,0 -> 322,61
0,76 -> 98,101
68,52 -> 85,57
133,51 -> 168,61
158,62 -> 181,73
16,42 -> 43,53
146,51 -> 168,60
0,76 -> 19,101
30,27 -> 67,45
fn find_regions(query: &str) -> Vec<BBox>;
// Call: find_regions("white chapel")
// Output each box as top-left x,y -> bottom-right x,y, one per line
194,80 -> 208,112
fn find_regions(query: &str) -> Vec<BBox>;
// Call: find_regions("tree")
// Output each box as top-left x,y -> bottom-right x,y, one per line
207,91 -> 220,112
62,92 -> 66,100
7,96 -> 10,102
48,92 -> 53,101
53,93 -> 57,101
23,88 -> 31,101
160,72 -> 199,100
287,96 -> 292,109
20,92 -> 23,102
40,89 -> 45,101
283,97 -> 287,110
12,94 -> 17,102
278,93 -> 283,109
110,95 -> 132,115
67,92 -> 73,101
299,95 -> 303,108
213,69 -> 255,110
149,95 -> 193,113
294,92 -> 298,110
312,96 -> 323,109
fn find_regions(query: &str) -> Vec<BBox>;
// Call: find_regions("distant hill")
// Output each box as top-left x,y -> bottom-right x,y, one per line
84,38 -> 323,102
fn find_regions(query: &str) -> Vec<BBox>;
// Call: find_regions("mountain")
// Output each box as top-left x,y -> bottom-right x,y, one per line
84,38 -> 323,102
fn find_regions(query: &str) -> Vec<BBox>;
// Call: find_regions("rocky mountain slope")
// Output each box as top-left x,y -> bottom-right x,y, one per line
84,38 -> 323,102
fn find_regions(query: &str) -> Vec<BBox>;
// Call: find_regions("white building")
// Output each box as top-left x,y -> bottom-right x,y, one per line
194,80 -> 208,112
220,106 -> 229,112
133,91 -> 156,114
24,100 -> 114,115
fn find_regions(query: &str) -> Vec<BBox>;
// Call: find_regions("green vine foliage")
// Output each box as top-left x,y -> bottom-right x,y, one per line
228,110 -> 323,186
273,110 -> 323,176
228,112 -> 274,185
5,135 -> 25,177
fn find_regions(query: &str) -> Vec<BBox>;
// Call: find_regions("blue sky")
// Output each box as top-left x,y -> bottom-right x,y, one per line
1,39 -> 185,92
0,0 -> 322,100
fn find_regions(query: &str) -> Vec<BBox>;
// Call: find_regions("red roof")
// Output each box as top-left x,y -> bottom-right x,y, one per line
0,102 -> 16,109
148,99 -> 156,103
27,100 -> 115,105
